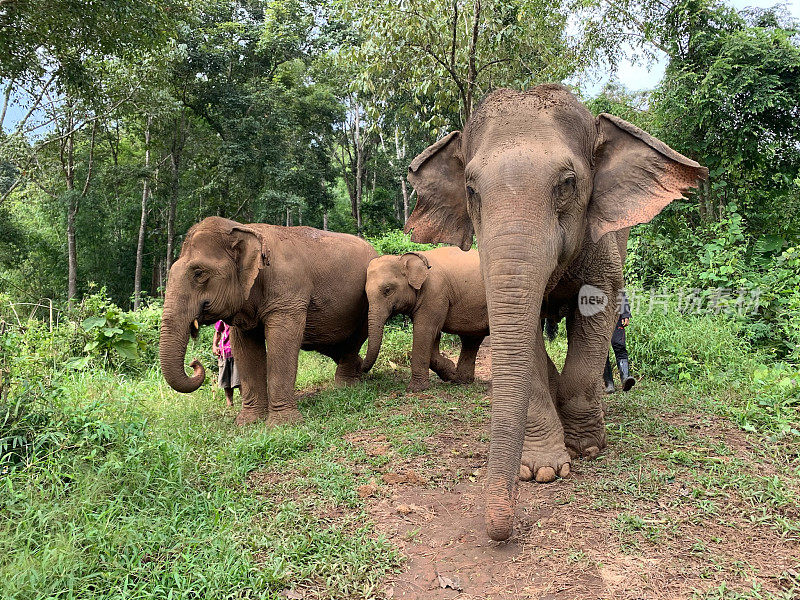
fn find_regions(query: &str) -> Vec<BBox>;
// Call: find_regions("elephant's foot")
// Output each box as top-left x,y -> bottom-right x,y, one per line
563,425 -> 606,460
430,356 -> 457,382
334,372 -> 361,387
406,377 -> 430,393
266,407 -> 304,427
519,437 -> 571,483
559,398 -> 607,460
451,369 -> 476,385
334,355 -> 363,387
235,408 -> 268,426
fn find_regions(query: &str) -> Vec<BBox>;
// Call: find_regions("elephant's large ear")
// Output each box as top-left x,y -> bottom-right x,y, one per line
401,252 -> 431,291
405,132 -> 473,251
589,114 -> 708,243
229,225 -> 270,297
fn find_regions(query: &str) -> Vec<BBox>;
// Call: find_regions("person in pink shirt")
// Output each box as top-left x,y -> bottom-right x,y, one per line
213,320 -> 240,406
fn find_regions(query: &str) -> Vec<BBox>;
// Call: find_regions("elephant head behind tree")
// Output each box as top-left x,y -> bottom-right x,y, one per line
405,84 -> 707,541
160,216 -> 377,426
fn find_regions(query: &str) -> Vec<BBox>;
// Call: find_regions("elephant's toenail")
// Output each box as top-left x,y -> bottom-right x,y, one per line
558,463 -> 570,478
535,466 -> 556,483
584,446 -> 600,459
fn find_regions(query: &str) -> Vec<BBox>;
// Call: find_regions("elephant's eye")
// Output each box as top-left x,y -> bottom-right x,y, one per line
466,185 -> 480,205
193,268 -> 207,282
382,285 -> 393,297
555,173 -> 577,207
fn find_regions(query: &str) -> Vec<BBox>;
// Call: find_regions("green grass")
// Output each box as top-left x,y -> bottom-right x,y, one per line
0,357 -> 405,600
2,309 -> 800,599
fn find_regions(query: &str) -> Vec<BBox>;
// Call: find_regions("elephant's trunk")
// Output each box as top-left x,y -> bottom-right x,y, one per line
481,227 -> 555,542
361,306 -> 389,373
159,306 -> 205,393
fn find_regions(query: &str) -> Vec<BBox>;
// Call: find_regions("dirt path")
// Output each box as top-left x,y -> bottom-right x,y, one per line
349,339 -> 799,600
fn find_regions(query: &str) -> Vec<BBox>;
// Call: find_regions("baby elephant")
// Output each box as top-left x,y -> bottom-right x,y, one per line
362,247 -> 489,391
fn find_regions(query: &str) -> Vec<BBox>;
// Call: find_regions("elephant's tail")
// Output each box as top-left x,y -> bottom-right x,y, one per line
544,318 -> 559,342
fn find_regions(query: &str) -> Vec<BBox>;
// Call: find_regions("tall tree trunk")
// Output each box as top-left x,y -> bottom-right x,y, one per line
401,178 -> 410,224
698,178 -> 708,222
62,110 -> 96,305
166,109 -> 186,278
134,116 -> 152,311
323,210 -> 329,231
464,0 -> 481,122
354,103 -> 364,237
286,206 -> 291,227
395,126 -> 409,224
64,108 -> 78,304
67,193 -> 78,302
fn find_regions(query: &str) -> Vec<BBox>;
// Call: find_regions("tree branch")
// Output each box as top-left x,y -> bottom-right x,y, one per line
450,0 -> 458,71
12,72 -> 56,135
0,79 -> 13,129
80,121 -> 97,197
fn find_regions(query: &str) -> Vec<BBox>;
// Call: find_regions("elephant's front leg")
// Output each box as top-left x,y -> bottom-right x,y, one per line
518,353 -> 572,482
264,310 -> 306,426
408,317 -> 447,392
231,326 -> 268,426
557,301 -> 615,459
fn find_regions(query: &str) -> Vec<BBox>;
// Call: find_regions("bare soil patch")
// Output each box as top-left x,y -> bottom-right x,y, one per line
361,342 -> 800,600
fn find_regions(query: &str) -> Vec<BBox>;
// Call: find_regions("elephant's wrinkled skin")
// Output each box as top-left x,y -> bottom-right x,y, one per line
160,216 -> 378,426
405,85 -> 707,540
362,247 -> 489,392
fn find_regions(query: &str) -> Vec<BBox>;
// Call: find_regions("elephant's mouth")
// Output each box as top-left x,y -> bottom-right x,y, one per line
189,301 -> 216,339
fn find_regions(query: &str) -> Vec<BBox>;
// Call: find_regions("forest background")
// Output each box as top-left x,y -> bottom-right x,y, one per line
0,0 -> 797,357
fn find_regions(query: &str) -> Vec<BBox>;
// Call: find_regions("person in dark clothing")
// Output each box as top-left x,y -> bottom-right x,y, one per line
603,292 -> 635,393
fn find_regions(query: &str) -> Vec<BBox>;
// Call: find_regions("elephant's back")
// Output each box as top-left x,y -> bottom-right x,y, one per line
426,246 -> 483,286
269,227 -> 373,348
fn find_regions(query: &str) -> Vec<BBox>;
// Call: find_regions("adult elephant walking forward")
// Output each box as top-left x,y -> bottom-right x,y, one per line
405,84 -> 707,540
159,216 -> 378,426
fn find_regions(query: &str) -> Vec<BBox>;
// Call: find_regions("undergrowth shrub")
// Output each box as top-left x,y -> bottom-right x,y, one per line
621,292 -> 799,437
367,229 -> 435,255
627,303 -> 751,386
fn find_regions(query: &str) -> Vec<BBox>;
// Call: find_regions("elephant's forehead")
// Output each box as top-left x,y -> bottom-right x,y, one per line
186,230 -> 226,253
465,87 -> 594,158
368,257 -> 399,277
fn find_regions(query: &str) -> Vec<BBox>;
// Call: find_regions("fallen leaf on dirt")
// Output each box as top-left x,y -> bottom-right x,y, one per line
396,504 -> 414,515
282,590 -> 304,599
437,573 -> 463,592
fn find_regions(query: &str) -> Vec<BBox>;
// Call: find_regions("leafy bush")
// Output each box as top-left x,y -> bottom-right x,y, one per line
627,302 -> 751,386
67,289 -> 163,371
367,229 -> 436,255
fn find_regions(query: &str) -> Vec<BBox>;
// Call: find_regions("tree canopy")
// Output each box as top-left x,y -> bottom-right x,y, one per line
0,0 -> 798,359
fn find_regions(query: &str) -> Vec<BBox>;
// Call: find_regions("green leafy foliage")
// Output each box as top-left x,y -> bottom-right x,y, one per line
368,229 -> 436,255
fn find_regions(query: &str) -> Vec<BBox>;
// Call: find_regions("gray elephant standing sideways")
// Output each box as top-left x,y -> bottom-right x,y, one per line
159,216 -> 378,426
405,84 -> 707,540
361,247 -> 489,392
